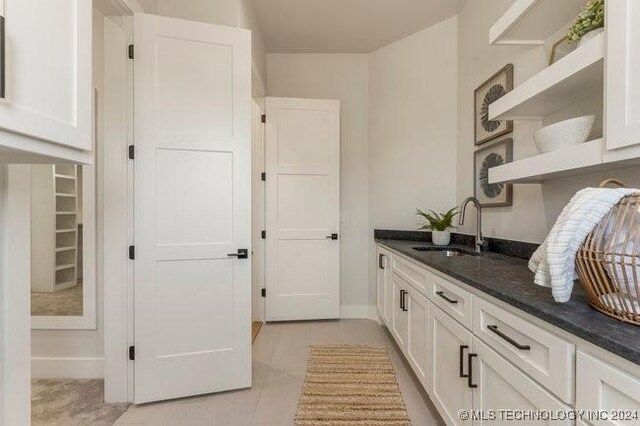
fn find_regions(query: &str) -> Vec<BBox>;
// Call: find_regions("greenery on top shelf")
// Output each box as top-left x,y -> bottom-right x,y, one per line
416,207 -> 459,232
567,0 -> 605,45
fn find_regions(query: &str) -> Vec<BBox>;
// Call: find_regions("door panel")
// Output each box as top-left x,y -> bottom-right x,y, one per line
407,289 -> 430,388
134,13 -> 251,404
474,340 -> 571,425
392,275 -> 409,349
431,306 -> 473,426
265,97 -> 340,321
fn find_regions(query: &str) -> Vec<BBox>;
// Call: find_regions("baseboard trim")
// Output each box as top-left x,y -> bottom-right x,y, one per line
32,357 -> 104,379
341,305 -> 376,320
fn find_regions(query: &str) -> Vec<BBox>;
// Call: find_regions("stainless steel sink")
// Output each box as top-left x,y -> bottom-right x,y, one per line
412,246 -> 477,257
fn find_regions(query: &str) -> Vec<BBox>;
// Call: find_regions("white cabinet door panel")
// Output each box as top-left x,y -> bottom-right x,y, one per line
391,273 -> 409,350
431,306 -> 473,426
0,0 -> 91,151
407,288 -> 430,388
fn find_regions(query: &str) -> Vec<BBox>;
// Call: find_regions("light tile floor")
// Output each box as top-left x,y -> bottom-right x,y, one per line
115,319 -> 443,426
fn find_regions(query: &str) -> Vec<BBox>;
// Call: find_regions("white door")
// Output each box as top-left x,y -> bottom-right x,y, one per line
392,275 -> 409,349
265,97 -> 340,321
407,288 -> 430,388
134,13 -> 251,404
0,0 -> 91,150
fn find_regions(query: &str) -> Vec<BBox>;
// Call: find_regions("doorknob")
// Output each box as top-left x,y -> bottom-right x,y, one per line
326,233 -> 339,240
227,249 -> 248,259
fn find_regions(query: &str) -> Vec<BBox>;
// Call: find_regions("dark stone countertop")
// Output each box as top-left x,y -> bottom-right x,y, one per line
375,237 -> 640,366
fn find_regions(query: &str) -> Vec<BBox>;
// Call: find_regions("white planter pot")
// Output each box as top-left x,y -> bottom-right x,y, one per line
431,230 -> 451,246
577,28 -> 604,48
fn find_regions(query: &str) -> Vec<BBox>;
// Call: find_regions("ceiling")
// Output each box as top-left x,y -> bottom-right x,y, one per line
251,0 -> 463,53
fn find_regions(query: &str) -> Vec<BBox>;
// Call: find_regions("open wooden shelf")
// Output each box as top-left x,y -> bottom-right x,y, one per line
488,139 -> 603,184
55,264 -> 76,271
490,0 -> 587,45
55,246 -> 77,252
489,33 -> 604,121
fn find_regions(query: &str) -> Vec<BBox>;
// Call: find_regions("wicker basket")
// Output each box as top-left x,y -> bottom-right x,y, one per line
576,179 -> 640,325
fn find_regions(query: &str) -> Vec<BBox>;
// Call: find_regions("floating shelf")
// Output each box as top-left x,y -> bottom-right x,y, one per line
56,211 -> 76,215
54,174 -> 76,180
489,0 -> 587,45
55,264 -> 76,271
56,228 -> 76,233
55,246 -> 77,252
55,193 -> 76,198
489,33 -> 604,121
489,139 -> 604,184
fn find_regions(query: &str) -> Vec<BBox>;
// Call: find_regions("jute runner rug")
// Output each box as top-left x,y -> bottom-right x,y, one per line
294,345 -> 411,426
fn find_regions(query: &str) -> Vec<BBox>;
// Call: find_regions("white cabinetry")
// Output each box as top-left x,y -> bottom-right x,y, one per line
391,273 -> 409,349
430,305 -> 473,426
473,339 -> 571,425
406,288 -> 430,388
486,0 -> 640,183
605,0 -> 640,154
0,0 -> 92,163
375,243 -> 640,426
577,351 -> 640,426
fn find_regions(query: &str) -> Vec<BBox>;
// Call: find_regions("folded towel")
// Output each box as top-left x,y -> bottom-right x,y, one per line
529,187 -> 638,302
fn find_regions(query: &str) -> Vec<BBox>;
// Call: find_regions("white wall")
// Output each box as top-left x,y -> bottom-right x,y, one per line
369,16 -> 458,230
455,1 -> 640,243
267,53 -> 372,318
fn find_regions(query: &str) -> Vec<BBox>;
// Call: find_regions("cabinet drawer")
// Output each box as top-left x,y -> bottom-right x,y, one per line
473,298 -> 575,404
392,254 -> 432,296
431,273 -> 473,329
577,351 -> 640,426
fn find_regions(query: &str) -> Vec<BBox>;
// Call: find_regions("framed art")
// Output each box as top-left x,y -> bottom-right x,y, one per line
474,138 -> 513,207
474,64 -> 513,146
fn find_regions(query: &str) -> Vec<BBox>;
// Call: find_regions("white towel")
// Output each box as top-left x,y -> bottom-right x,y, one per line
529,187 -> 638,302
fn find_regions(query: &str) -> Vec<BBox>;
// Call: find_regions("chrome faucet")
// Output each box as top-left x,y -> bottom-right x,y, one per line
459,197 -> 485,253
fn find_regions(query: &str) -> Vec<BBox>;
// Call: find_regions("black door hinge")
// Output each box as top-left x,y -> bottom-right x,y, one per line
128,44 -> 134,59
261,114 -> 266,123
128,346 -> 135,361
128,145 -> 135,160
261,288 -> 266,297
261,230 -> 266,239
128,245 -> 135,260
261,172 -> 266,181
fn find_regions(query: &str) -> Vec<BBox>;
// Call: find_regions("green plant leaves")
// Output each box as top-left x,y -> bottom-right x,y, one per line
416,207 -> 459,232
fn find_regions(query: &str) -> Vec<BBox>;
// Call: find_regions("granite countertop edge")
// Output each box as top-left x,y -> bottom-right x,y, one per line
375,238 -> 640,366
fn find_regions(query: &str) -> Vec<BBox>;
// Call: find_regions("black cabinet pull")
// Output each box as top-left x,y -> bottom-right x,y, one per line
379,253 -> 385,270
399,290 -> 404,310
402,290 -> 408,312
459,345 -> 468,378
487,325 -> 531,350
436,291 -> 458,304
467,353 -> 478,388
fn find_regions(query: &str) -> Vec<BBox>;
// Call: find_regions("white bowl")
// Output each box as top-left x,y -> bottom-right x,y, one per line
534,115 -> 596,153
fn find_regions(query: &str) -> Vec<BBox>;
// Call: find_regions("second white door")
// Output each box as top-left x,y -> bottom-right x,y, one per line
265,97 -> 340,321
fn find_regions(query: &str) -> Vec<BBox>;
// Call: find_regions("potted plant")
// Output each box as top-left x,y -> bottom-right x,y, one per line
567,0 -> 605,48
416,207 -> 459,246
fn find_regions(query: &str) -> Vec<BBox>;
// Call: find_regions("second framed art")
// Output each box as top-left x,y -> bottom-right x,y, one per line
474,138 -> 513,207
474,64 -> 513,146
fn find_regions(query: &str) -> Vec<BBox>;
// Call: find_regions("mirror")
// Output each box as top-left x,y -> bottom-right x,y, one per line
30,164 -> 96,329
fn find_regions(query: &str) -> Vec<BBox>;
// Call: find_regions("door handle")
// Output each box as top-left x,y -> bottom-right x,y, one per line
487,325 -> 531,350
467,353 -> 478,388
399,290 -> 405,310
403,290 -> 408,312
379,253 -> 385,270
0,15 -> 5,99
436,291 -> 458,304
459,345 -> 469,378
227,249 -> 248,259
326,233 -> 339,240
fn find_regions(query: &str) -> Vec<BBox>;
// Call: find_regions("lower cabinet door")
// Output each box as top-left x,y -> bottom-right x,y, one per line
392,274 -> 409,350
407,288 -> 430,388
472,339 -> 571,425
376,247 -> 388,320
430,306 -> 474,426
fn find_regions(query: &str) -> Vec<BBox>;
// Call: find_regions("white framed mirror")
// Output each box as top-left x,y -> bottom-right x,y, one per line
30,164 -> 96,329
